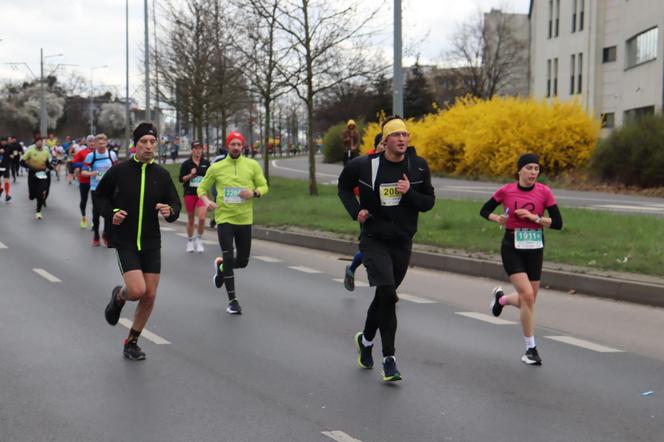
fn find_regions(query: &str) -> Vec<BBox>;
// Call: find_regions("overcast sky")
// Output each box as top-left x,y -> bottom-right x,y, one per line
0,0 -> 529,105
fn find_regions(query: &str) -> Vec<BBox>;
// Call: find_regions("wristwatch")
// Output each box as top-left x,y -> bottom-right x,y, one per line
534,215 -> 542,224
253,190 -> 260,198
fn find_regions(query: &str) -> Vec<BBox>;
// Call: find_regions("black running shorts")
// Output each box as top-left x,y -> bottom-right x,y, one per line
115,248 -> 161,274
500,235 -> 544,281
0,166 -> 9,178
360,235 -> 412,288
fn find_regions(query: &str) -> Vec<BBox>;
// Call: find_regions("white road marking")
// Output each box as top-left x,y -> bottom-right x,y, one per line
32,268 -> 61,283
254,255 -> 284,263
544,335 -> 623,353
159,226 -> 176,231
321,431 -> 362,442
118,318 -> 171,345
455,312 -> 517,325
271,160 -> 339,178
398,293 -> 436,304
332,278 -> 369,287
289,266 -> 322,274
0,240 -> 7,249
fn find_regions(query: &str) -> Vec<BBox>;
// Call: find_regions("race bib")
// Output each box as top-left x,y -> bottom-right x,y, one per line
515,229 -> 544,250
35,171 -> 48,180
190,176 -> 203,188
223,187 -> 244,204
379,183 -> 402,206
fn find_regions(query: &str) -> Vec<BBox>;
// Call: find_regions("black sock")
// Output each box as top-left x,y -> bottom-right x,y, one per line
127,328 -> 141,343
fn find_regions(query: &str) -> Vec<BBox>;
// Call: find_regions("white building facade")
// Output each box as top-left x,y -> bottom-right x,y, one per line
529,0 -> 664,131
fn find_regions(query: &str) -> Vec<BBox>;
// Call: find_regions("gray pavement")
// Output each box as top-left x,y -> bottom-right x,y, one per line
269,155 -> 664,216
1,174 -> 664,441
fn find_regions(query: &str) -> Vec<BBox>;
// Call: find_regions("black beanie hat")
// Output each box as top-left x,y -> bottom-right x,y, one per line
517,153 -> 540,171
133,122 -> 157,145
374,133 -> 383,148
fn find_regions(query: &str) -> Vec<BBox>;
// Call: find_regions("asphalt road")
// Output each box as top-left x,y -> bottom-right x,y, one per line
269,155 -> 664,216
1,173 -> 663,442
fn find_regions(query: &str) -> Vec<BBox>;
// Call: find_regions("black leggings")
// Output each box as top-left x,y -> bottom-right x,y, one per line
11,160 -> 20,180
364,285 -> 399,357
91,191 -> 110,240
28,171 -> 50,212
217,223 -> 252,300
79,183 -> 90,217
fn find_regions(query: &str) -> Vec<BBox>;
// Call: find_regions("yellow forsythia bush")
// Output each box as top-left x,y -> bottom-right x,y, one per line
360,97 -> 600,177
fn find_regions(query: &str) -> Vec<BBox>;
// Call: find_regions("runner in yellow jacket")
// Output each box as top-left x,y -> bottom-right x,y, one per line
197,131 -> 268,315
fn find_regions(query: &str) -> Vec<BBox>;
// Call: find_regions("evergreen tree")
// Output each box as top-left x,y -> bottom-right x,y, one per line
404,61 -> 435,119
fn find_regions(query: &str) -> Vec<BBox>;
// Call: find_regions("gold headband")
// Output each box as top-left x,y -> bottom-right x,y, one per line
382,119 -> 409,139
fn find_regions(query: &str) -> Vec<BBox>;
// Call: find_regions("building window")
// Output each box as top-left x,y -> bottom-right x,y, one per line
579,0 -> 584,31
572,0 -> 577,33
624,105 -> 655,122
555,0 -> 560,37
546,59 -> 552,97
577,53 -> 583,93
548,0 -> 553,38
626,27 -> 658,68
570,54 -> 576,94
553,58 -> 558,96
603,46 -> 617,63
601,113 -> 615,128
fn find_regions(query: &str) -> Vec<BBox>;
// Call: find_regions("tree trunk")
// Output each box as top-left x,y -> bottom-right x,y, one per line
263,96 -> 271,183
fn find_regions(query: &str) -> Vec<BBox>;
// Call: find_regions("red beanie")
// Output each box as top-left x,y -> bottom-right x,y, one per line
226,131 -> 245,147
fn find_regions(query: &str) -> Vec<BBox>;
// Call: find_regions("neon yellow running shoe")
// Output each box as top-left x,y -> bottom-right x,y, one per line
80,217 -> 88,228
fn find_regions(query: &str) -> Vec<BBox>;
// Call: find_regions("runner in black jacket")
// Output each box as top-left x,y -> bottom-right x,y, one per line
338,116 -> 435,382
97,122 -> 181,361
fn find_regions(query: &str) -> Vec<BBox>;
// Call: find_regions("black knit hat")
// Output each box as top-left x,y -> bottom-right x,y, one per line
133,122 -> 157,145
374,133 -> 383,148
517,153 -> 540,171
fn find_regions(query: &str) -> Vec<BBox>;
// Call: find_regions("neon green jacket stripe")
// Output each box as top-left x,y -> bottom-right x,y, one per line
137,162 -> 147,250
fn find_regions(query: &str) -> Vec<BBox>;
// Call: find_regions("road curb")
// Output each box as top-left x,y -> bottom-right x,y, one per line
250,226 -> 664,308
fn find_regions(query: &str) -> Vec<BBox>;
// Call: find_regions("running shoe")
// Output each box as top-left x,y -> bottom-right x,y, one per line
344,265 -> 355,292
104,285 -> 125,326
195,237 -> 204,253
354,332 -> 373,369
226,298 -> 242,315
102,235 -> 109,248
213,257 -> 224,288
92,238 -> 100,247
521,347 -> 542,366
5,195 -> 11,203
123,340 -> 146,361
80,217 -> 88,229
490,286 -> 505,317
35,212 -> 43,220
186,239 -> 194,253
382,356 -> 402,382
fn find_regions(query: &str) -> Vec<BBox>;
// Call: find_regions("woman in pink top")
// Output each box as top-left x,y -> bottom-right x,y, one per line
480,153 -> 563,366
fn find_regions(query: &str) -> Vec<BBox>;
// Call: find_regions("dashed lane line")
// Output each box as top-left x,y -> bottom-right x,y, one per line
289,266 -> 323,274
118,318 -> 171,345
455,312 -> 517,325
332,278 -> 369,287
254,255 -> 284,263
32,268 -> 62,283
159,226 -> 176,232
398,293 -> 436,304
0,240 -> 7,249
321,431 -> 362,442
545,335 -> 623,353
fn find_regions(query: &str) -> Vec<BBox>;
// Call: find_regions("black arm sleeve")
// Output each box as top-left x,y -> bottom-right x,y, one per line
480,198 -> 500,220
402,162 -> 435,212
546,204 -> 563,230
178,161 -> 187,183
337,158 -> 362,221
163,174 -> 182,223
95,168 -> 116,218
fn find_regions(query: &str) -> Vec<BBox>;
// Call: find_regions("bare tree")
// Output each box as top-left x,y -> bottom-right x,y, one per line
447,10 -> 528,99
234,0 -> 293,182
275,0 -> 381,195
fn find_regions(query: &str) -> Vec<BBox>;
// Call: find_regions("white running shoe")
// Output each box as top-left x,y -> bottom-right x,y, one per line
186,239 -> 195,253
195,237 -> 204,253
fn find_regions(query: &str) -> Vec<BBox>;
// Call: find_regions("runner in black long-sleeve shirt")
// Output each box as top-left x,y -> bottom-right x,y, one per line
338,116 -> 435,382
96,122 -> 181,361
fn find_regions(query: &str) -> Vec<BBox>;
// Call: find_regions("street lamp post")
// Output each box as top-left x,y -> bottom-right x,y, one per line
393,0 -> 403,117
40,49 -> 63,138
89,65 -> 108,135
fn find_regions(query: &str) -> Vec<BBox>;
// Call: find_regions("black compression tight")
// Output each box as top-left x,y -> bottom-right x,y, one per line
79,183 -> 90,216
363,284 -> 398,357
217,223 -> 252,300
